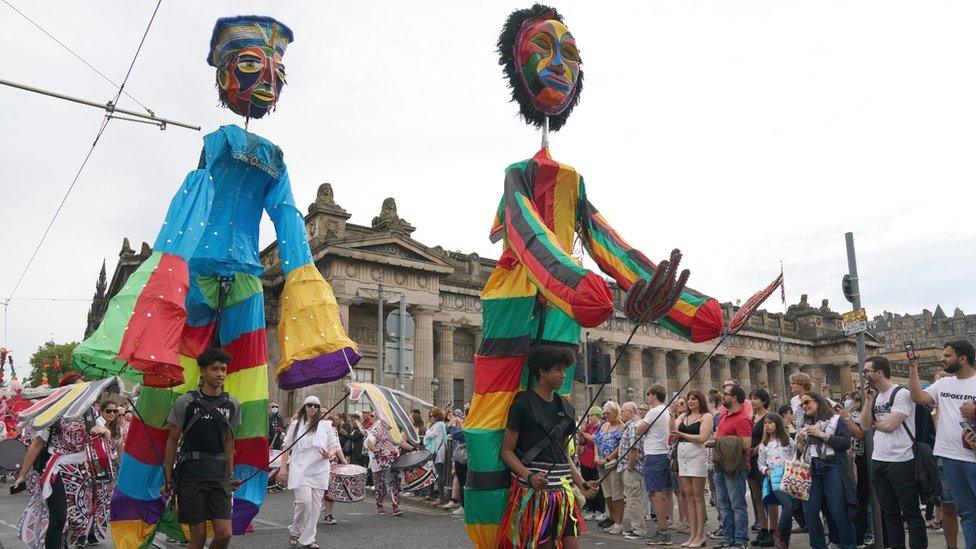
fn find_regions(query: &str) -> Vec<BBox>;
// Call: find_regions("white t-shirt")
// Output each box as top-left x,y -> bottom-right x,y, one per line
642,405 -> 671,456
871,385 -> 915,463
925,375 -> 976,463
790,395 -> 805,433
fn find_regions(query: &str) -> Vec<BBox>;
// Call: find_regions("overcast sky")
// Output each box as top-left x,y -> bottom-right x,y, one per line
2,1 -> 974,364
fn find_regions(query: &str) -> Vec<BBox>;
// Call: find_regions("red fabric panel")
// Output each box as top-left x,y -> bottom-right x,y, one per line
123,418 -> 170,466
224,329 -> 267,374
180,323 -> 214,359
117,253 -> 189,387
234,436 -> 269,469
474,355 -> 525,394
570,272 -> 615,328
531,150 -> 558,229
689,299 -> 724,343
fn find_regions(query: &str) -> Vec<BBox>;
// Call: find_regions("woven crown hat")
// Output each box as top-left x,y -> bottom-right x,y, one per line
208,15 -> 294,68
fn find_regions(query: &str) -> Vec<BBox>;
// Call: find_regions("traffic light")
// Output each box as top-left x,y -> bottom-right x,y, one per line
842,274 -> 858,304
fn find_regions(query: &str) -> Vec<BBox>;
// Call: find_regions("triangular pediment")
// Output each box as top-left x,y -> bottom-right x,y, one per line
334,235 -> 455,273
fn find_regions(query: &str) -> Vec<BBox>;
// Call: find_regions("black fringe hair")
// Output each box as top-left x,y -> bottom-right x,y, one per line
497,4 -> 583,132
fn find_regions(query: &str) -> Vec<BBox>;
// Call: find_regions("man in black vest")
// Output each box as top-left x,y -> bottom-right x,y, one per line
161,348 -> 241,549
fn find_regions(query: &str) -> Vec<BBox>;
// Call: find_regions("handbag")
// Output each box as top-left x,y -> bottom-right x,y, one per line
779,453 -> 812,501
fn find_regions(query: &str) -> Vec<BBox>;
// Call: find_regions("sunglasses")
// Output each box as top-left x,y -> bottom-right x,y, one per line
800,400 -> 815,406
104,409 -> 118,414
306,403 -> 321,409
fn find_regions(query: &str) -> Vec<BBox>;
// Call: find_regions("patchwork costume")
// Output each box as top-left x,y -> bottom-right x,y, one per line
462,6 -> 725,547
73,16 -> 360,548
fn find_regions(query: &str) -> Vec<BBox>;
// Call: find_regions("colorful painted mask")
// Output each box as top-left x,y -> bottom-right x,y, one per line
208,16 -> 293,120
515,17 -> 580,115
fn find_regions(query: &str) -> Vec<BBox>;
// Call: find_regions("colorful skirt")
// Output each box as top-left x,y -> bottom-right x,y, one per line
498,462 -> 586,549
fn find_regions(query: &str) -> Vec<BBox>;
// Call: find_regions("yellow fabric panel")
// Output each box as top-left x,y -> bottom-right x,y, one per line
110,519 -> 154,548
223,365 -> 269,403
587,235 -> 640,283
673,299 -> 697,317
466,523 -> 499,549
481,262 -> 536,300
362,383 -> 404,444
466,391 -> 516,430
276,264 -> 359,376
173,355 -> 201,393
32,381 -> 90,428
552,161 -> 580,251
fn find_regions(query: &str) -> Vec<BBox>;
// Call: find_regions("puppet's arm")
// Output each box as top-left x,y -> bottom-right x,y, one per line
265,169 -> 361,389
496,163 -> 614,328
576,184 -> 724,343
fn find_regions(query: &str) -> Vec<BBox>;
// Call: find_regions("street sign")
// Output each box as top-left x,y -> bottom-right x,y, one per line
386,309 -> 415,340
842,308 -> 868,336
383,342 -> 414,376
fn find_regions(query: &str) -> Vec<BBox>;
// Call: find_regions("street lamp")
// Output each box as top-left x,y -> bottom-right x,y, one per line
431,376 -> 440,406
352,281 -> 405,388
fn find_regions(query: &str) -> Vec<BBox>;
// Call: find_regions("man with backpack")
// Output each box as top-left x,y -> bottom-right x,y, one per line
161,348 -> 241,549
861,355 -> 928,549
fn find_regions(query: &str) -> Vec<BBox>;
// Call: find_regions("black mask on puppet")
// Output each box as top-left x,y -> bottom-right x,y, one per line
208,15 -> 293,120
498,4 -> 583,132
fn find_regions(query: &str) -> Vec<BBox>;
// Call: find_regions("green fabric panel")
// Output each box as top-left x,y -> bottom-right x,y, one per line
73,253 -> 164,382
463,488 -> 509,524
225,273 -> 262,308
540,306 -> 581,344
234,399 -> 270,439
514,196 -> 588,277
136,387 -> 183,429
506,159 -> 530,173
481,297 -> 537,340
465,428 -> 506,472
658,317 -> 691,340
559,365 -> 576,396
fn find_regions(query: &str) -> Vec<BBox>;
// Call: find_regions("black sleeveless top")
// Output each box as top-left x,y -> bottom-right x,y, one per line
678,415 -> 703,443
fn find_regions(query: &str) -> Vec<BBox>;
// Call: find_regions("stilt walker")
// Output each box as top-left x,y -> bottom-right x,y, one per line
73,16 -> 360,548
463,5 -> 728,547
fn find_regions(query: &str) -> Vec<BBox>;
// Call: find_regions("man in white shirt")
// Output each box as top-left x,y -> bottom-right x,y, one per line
910,340 -> 976,549
636,383 -> 673,545
861,355 -> 924,549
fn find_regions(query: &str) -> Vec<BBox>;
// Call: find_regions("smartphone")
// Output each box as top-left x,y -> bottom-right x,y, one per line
9,481 -> 25,495
961,421 -> 976,438
905,341 -> 919,361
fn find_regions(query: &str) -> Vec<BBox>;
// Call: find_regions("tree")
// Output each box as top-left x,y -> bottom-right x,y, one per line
28,341 -> 79,386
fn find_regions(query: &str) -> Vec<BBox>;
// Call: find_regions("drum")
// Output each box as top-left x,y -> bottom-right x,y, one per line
328,464 -> 367,503
400,461 -> 436,492
0,439 -> 28,472
391,449 -> 431,471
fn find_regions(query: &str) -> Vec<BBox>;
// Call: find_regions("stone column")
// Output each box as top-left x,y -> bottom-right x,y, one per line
627,346 -> 644,404
769,361 -> 785,407
693,352 -> 713,392
718,355 -> 732,385
672,351 -> 690,393
413,308 -> 436,403
650,348 -> 669,396
733,357 -> 751,391
434,324 -> 456,408
752,358 -> 769,391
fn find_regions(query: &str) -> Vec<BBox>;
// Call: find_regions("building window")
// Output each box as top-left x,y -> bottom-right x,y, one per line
453,378 -> 465,410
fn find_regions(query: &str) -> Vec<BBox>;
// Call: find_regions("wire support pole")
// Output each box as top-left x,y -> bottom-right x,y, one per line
0,77 -> 200,131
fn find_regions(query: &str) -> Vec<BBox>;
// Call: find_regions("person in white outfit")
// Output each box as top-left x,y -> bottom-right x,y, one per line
280,396 -> 341,549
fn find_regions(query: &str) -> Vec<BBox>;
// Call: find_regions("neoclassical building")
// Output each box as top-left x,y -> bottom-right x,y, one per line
85,183 -> 882,415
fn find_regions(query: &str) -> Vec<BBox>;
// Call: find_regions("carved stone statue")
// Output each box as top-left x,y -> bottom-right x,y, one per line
371,197 -> 416,235
316,182 -> 335,206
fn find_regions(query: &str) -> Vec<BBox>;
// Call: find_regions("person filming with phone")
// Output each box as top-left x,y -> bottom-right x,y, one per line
909,340 -> 976,549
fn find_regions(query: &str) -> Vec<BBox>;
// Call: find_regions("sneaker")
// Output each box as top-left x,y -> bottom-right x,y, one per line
604,523 -> 624,535
926,520 -> 942,531
752,521 -> 762,532
753,530 -> 774,547
645,531 -> 673,545
582,511 -> 596,520
672,521 -> 690,533
625,529 -> 647,540
598,518 -> 615,529
321,514 -> 337,525
708,526 -> 724,539
442,500 -> 459,510
595,512 -> 609,522
452,506 -> 465,516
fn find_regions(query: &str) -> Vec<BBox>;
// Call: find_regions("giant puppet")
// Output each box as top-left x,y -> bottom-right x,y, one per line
73,16 -> 360,546
462,5 -> 727,547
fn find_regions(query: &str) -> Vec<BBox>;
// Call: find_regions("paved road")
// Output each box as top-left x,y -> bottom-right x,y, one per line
0,484 -> 954,548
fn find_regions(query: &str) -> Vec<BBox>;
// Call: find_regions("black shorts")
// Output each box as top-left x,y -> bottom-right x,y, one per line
176,480 -> 232,524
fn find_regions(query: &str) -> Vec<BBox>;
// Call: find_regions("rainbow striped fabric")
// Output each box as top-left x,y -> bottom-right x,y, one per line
466,148 -> 723,547
74,125 -> 360,547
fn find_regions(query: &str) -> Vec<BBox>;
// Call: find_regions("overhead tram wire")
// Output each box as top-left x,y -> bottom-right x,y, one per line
3,0 -> 164,306
1,0 -> 153,115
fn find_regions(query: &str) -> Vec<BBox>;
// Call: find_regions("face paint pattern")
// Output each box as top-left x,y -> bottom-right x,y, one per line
515,18 -> 580,115
219,45 -> 287,119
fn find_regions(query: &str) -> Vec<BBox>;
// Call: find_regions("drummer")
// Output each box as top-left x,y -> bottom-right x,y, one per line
365,418 -> 415,517
279,395 -> 342,549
